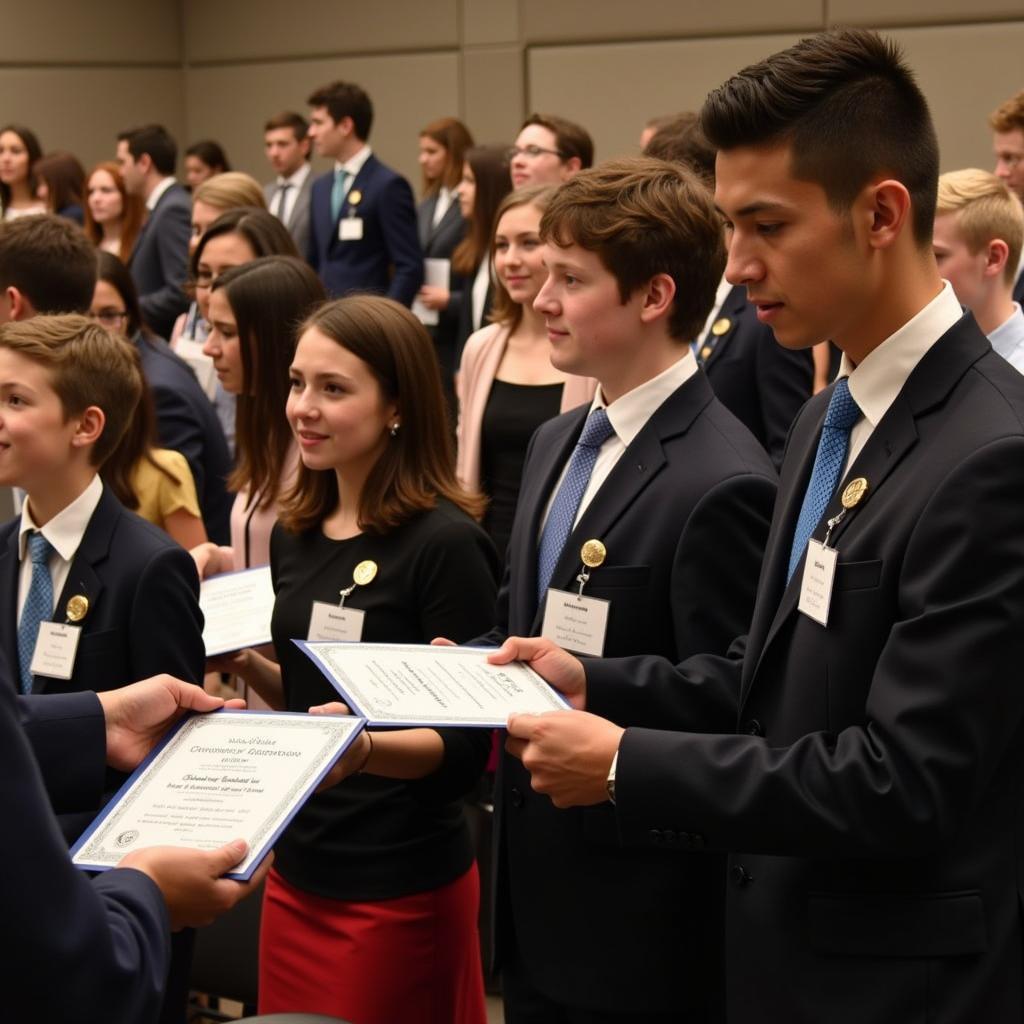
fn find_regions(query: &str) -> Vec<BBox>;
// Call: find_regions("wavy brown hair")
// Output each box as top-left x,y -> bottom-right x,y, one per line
83,161 -> 145,264
420,117 -> 474,195
280,296 -> 485,534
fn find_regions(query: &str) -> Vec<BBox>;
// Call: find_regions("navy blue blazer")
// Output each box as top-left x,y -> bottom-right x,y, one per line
7,683 -> 169,1021
698,285 -> 814,469
589,315 -> 1024,1023
130,181 -> 191,340
136,332 -> 233,545
476,373 -> 777,1015
307,154 -> 423,306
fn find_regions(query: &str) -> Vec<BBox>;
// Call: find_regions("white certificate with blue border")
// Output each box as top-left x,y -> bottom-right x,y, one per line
200,566 -> 275,656
70,710 -> 365,880
296,641 -> 571,727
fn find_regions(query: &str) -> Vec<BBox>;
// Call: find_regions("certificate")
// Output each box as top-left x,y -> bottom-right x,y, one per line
71,710 -> 365,880
201,566 -> 275,656
297,641 -> 571,727
411,257 -> 450,326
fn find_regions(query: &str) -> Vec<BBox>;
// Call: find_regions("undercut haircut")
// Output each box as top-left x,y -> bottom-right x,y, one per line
0,214 -> 96,314
307,81 -> 373,141
539,156 -> 725,341
701,28 -> 939,247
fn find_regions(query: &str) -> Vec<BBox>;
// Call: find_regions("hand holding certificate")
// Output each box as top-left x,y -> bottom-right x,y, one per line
200,566 -> 275,656
72,710 -> 366,879
297,641 -> 571,727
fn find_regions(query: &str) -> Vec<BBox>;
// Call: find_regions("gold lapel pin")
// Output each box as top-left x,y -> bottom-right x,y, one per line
841,478 -> 869,509
580,540 -> 607,569
353,560 -> 378,586
66,594 -> 89,622
348,189 -> 362,207
711,317 -> 732,336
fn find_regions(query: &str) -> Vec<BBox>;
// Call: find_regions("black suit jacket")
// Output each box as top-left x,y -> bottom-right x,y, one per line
307,154 -> 423,305
699,285 -> 813,469
589,315 -> 1024,1023
478,373 -> 778,1014
417,195 -> 468,384
136,332 -> 233,545
6,683 -> 169,1021
130,182 -> 191,340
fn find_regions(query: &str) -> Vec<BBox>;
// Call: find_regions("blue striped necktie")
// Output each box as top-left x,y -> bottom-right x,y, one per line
17,531 -> 55,693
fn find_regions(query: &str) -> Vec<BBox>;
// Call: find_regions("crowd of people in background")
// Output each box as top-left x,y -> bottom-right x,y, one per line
6,28 -> 1024,1024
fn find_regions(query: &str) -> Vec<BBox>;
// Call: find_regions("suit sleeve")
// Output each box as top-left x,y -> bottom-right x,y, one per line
138,202 -> 190,334
3,682 -> 170,1022
148,376 -> 209,519
129,542 -> 205,685
757,335 -> 813,469
614,435 -> 1024,859
380,176 -> 424,307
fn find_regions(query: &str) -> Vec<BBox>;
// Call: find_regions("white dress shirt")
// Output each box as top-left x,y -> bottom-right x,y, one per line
145,176 -> 175,212
270,162 -> 311,225
697,273 -> 737,346
335,145 -> 373,203
988,303 -> 1024,375
431,186 -> 454,229
17,475 -> 103,623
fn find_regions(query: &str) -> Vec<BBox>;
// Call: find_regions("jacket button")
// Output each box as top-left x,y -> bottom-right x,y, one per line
510,786 -> 524,808
730,864 -> 753,889
650,829 -> 663,844
745,718 -> 764,737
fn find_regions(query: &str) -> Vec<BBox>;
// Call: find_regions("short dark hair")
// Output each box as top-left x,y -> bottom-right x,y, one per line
0,215 -> 96,314
307,81 -> 373,141
119,124 -> 178,176
643,112 -> 716,187
185,139 -> 230,173
521,113 -> 593,169
701,28 -> 938,247
540,157 -> 725,341
264,111 -> 309,142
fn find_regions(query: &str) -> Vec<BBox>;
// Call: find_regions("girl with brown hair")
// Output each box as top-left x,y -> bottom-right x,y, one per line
83,161 -> 145,262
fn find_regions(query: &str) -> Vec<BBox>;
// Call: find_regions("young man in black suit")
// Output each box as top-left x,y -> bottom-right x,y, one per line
501,29 -> 1024,1024
117,124 -> 191,339
449,158 -> 777,1022
305,80 -> 423,305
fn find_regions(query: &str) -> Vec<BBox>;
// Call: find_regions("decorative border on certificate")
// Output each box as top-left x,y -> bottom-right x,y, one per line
295,641 -> 571,728
70,710 -> 365,881
200,565 -> 275,657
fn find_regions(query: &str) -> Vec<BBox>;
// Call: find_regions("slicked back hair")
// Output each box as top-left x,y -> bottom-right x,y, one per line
701,28 -> 939,247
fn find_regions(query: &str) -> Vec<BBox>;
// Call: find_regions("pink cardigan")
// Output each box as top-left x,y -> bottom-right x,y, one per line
456,322 -> 598,491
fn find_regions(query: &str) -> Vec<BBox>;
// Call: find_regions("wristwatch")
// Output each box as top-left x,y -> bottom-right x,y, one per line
606,750 -> 619,804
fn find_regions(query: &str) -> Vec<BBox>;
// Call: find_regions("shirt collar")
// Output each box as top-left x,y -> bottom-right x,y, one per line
988,303 -> 1024,362
837,281 -> 963,430
336,144 -> 372,180
591,350 -> 698,448
277,162 -> 311,189
146,176 -> 176,211
19,475 -> 103,563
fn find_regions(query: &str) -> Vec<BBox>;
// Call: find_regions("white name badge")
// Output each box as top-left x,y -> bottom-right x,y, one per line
308,601 -> 365,643
174,338 -> 217,400
541,588 -> 609,657
30,621 -> 82,680
798,540 -> 838,626
339,218 -> 364,241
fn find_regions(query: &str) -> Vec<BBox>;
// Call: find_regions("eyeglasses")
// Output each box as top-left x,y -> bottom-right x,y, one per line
194,270 -> 215,287
506,145 -> 566,161
90,309 -> 128,327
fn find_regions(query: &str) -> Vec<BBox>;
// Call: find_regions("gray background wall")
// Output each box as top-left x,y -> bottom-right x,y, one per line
0,0 -> 1020,196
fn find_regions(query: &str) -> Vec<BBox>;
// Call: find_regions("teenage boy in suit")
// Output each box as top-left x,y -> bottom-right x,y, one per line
447,158 -> 777,1023
305,80 -> 422,305
500,29 -> 1024,1024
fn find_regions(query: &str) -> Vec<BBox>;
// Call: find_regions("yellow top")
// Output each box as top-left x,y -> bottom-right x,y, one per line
130,448 -> 201,529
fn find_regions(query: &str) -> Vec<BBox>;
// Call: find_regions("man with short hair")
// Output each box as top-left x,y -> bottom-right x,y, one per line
989,90 -> 1024,301
116,124 -> 190,339
934,167 -> 1024,371
263,111 -> 313,257
500,29 -> 1024,1023
509,113 -> 593,188
305,80 -> 422,305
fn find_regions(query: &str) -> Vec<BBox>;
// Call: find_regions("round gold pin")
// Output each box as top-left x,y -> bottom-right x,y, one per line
66,594 -> 89,622
700,345 -> 713,361
580,540 -> 606,569
353,560 -> 378,586
841,477 -> 869,509
711,317 -> 732,336
348,189 -> 362,206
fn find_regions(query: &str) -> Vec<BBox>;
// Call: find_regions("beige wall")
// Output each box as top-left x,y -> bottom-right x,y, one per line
0,1 -> 1021,195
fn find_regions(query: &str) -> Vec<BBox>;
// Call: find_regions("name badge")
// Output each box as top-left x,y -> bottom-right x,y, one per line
541,588 -> 609,656
798,540 -> 838,626
339,218 -> 364,241
30,621 -> 82,679
308,601 -> 365,643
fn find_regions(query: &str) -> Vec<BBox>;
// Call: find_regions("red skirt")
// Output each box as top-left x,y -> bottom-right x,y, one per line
258,863 -> 487,1024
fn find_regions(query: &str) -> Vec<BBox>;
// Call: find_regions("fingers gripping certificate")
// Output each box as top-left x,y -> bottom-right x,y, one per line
297,641 -> 571,727
71,711 -> 366,880
200,566 -> 275,656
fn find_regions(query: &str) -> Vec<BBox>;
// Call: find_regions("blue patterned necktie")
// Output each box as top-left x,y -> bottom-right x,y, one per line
537,408 -> 616,602
330,168 -> 349,222
786,378 -> 861,583
17,532 -> 54,693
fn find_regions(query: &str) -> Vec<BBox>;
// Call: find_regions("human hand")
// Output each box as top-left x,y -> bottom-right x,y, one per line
119,839 -> 272,930
190,542 -> 231,580
97,676 -> 243,772
505,710 -> 623,808
308,702 -> 371,790
430,637 -> 456,646
416,285 -> 450,311
488,636 -> 587,709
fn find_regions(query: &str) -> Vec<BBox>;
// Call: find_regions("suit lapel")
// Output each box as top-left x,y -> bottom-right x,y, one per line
337,156 -> 376,230
0,527 -> 19,691
426,199 -> 460,249
700,286 -> 747,370
418,194 -> 437,247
